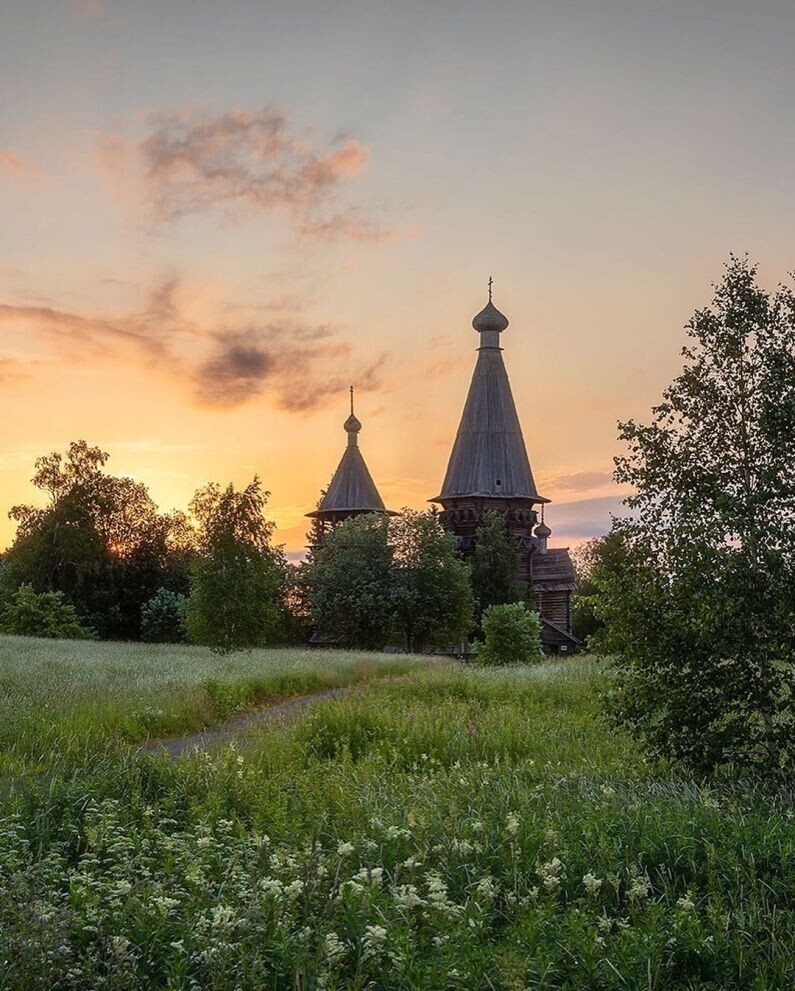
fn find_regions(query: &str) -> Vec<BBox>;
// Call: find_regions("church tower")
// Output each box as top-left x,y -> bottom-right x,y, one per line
431,286 -> 578,652
306,388 -> 390,543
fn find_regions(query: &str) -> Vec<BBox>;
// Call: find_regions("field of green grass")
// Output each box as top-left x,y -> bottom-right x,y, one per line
1,648 -> 793,989
0,635 -> 433,775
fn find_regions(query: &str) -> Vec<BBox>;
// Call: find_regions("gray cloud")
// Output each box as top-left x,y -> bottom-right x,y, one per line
0,281 -> 386,414
193,325 -> 385,411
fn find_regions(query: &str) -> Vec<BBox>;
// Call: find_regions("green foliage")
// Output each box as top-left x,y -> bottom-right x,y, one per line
0,584 -> 95,640
2,441 -> 193,639
571,532 -> 630,644
185,478 -> 286,652
2,661 -> 794,989
309,514 -> 394,649
140,587 -> 187,643
477,601 -> 543,665
309,511 -> 474,650
390,509 -> 473,651
470,511 -> 522,620
599,257 -> 795,778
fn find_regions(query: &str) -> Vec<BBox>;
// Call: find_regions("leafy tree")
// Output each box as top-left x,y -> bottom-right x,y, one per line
185,478 -> 285,652
3,441 -> 193,638
0,584 -> 96,639
599,257 -> 795,777
141,588 -> 187,643
390,510 -> 473,651
470,511 -> 522,620
477,602 -> 543,665
309,514 -> 393,649
570,532 -> 629,644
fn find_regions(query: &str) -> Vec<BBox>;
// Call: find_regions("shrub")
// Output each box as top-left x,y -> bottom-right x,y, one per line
476,602 -> 543,665
0,583 -> 95,639
140,587 -> 187,643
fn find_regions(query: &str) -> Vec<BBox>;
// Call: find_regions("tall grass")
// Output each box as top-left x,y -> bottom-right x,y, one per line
0,635 -> 434,774
1,658 -> 793,988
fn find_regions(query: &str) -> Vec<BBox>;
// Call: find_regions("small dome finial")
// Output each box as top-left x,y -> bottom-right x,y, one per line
472,279 -> 509,338
344,385 -> 362,442
535,504 -> 552,551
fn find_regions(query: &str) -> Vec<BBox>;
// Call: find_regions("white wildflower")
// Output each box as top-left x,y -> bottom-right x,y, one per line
537,857 -> 564,890
505,812 -> 520,836
337,841 -> 355,856
324,931 -> 346,964
363,924 -> 388,958
393,884 -> 425,910
475,876 -> 498,900
583,872 -> 603,895
284,879 -> 304,900
676,892 -> 696,913
628,874 -> 650,900
260,877 -> 283,896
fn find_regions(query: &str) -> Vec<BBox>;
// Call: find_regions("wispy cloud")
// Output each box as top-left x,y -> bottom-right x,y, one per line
539,470 -> 616,494
194,325 -> 385,411
98,107 -> 389,240
0,279 -> 386,413
0,149 -> 38,181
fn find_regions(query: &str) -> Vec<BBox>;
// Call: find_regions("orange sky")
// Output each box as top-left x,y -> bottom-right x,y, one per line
2,1 -> 794,556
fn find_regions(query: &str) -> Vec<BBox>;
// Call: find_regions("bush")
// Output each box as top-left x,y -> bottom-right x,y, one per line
140,588 -> 187,643
476,602 -> 543,665
0,584 -> 95,639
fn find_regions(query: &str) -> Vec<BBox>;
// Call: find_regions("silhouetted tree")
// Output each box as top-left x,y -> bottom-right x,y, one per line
309,513 -> 393,649
3,441 -> 193,637
470,511 -> 522,621
185,478 -> 285,651
599,256 -> 795,777
390,509 -> 473,651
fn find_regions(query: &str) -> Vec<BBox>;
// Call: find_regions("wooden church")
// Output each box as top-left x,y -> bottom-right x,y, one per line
307,288 -> 579,654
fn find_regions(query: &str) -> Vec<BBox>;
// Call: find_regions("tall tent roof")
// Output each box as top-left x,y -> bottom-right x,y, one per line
307,389 -> 388,518
431,290 -> 547,504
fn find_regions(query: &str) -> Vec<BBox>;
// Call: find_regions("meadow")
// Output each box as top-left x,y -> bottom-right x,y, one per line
1,645 -> 793,989
0,636 -> 431,776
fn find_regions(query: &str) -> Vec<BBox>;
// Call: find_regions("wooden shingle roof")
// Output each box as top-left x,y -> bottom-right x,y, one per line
307,396 -> 387,519
432,297 -> 546,504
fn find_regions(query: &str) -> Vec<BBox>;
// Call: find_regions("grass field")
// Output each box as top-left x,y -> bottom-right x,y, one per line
1,649 -> 793,989
0,636 -> 433,775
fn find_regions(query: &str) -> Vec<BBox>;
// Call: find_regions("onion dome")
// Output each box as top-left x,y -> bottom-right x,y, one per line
535,520 -> 552,539
344,412 -> 362,435
472,299 -> 509,335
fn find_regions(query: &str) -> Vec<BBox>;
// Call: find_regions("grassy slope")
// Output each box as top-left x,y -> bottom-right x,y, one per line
0,635 -> 434,774
2,658 -> 793,989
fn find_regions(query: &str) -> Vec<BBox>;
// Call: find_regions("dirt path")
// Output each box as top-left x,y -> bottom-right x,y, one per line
143,686 -> 350,759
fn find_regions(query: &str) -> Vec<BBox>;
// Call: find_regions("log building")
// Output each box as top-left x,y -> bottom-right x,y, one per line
430,286 -> 579,653
307,290 -> 579,653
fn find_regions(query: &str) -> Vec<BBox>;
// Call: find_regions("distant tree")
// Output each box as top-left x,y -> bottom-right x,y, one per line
571,532 -> 629,644
185,478 -> 285,652
390,509 -> 474,651
309,514 -> 393,649
0,584 -> 96,640
141,588 -> 187,643
3,441 -> 194,638
599,256 -> 795,778
470,511 -> 522,621
477,602 -> 543,665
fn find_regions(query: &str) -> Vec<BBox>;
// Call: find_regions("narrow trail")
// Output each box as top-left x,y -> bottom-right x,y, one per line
143,686 -> 351,759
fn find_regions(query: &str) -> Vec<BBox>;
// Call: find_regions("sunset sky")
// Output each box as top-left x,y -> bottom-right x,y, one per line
2,0 -> 794,556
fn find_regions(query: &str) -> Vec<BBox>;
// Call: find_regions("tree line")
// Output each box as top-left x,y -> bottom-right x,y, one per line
0,442 -> 537,654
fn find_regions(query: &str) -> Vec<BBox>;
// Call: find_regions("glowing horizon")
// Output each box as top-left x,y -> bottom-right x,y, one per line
2,0 -> 794,556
